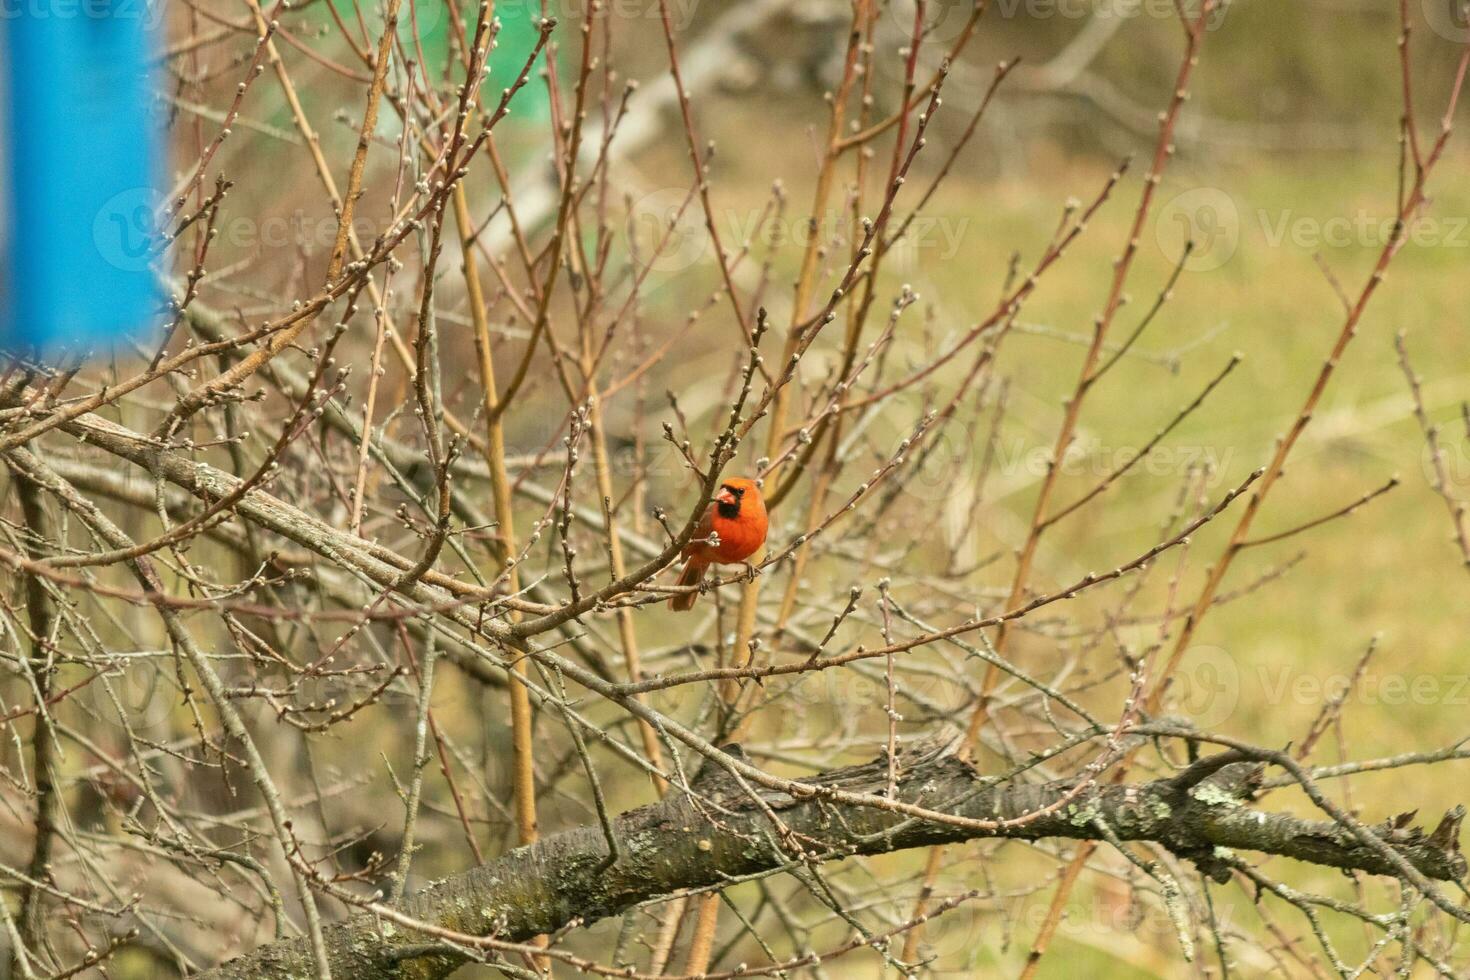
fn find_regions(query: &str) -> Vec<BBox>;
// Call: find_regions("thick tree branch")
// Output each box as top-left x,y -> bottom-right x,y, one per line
202,739 -> 1465,980
12,473 -> 59,968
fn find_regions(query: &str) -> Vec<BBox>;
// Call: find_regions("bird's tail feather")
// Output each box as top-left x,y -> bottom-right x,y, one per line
669,558 -> 707,611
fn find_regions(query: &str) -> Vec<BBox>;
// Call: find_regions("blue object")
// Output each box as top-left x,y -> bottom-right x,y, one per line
1,0 -> 164,357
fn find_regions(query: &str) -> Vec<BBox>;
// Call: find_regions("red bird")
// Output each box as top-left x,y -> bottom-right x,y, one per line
669,477 -> 768,611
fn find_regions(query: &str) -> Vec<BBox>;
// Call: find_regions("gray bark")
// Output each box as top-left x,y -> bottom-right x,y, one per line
201,740 -> 1465,980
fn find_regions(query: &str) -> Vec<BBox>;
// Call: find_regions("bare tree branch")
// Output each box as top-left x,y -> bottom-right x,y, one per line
201,740 -> 1466,980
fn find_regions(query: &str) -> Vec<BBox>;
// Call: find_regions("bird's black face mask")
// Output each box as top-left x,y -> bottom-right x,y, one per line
716,484 -> 745,519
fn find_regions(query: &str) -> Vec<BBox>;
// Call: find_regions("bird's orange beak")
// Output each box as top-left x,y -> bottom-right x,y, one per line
716,487 -> 737,506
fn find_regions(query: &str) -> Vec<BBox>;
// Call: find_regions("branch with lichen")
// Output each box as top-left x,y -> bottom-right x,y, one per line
200,736 -> 1465,980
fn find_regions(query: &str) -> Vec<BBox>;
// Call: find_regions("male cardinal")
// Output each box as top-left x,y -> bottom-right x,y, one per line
669,477 -> 768,611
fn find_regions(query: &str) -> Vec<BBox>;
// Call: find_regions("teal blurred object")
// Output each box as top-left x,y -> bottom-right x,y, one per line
486,1 -> 551,121
323,0 -> 552,122
0,0 -> 165,358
